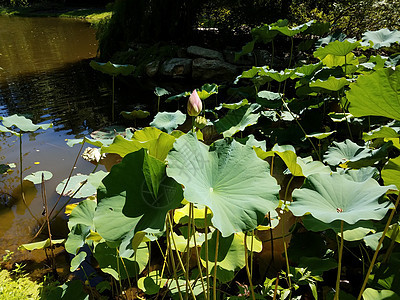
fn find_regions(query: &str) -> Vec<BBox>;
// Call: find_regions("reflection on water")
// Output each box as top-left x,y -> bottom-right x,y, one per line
0,16 -> 111,259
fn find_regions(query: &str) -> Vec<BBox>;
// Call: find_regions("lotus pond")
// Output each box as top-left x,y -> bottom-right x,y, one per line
1,17 -> 400,300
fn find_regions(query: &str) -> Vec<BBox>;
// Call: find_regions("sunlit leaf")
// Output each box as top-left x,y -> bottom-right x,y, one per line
214,103 -> 260,137
0,114 -> 52,132
18,238 -> 65,251
309,76 -> 349,91
24,171 -> 53,184
166,133 -> 279,236
56,174 -> 95,199
306,131 -> 336,140
363,288 -> 400,300
291,172 -> 395,224
382,156 -> 400,189
94,149 -> 183,242
347,66 -> 400,120
150,110 -> 186,134
314,40 -> 360,60
70,252 -> 87,272
362,28 -> 400,49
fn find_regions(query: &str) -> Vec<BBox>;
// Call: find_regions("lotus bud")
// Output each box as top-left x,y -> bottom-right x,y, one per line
187,89 -> 202,116
194,116 -> 207,129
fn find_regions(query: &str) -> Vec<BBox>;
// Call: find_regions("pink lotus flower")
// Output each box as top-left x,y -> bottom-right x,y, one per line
187,89 -> 202,116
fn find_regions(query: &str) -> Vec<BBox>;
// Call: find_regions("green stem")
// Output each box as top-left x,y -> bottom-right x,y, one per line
205,207 -> 210,300
19,132 -> 40,223
186,203 -> 193,299
112,75 -> 115,123
244,233 -> 256,300
191,204 -> 206,296
335,220 -> 344,300
213,230 -> 220,300
158,96 -> 160,113
167,215 -> 184,300
357,192 -> 400,300
281,99 -> 321,161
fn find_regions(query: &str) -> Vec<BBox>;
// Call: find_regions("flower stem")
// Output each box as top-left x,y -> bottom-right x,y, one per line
335,220 -> 344,300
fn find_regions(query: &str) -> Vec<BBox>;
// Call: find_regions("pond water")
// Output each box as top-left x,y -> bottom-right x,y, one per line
0,16 -> 113,261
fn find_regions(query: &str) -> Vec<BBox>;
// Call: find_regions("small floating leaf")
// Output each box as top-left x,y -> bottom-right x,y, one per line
24,171 -> 53,184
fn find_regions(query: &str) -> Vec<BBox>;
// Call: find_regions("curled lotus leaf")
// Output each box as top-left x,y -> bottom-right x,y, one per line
150,111 -> 186,134
291,172 -> 395,224
362,28 -> 400,49
0,114 -> 52,132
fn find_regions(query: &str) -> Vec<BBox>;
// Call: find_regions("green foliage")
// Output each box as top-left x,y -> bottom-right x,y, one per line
0,269 -> 42,300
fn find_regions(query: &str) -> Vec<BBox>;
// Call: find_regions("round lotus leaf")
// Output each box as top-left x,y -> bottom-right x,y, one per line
291,172 -> 395,224
24,171 -> 53,185
314,40 -> 360,60
166,132 -> 280,237
56,174 -> 96,199
150,110 -> 186,134
362,28 -> 400,49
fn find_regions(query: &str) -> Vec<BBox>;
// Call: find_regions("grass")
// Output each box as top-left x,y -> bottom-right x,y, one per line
0,269 -> 42,300
0,5 -> 112,25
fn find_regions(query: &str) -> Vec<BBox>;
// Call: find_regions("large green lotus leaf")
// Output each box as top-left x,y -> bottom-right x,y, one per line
89,60 -> 135,76
363,126 -> 400,141
314,40 -> 360,60
102,127 -> 175,161
338,166 -> 379,182
56,174 -> 97,199
347,66 -> 400,120
382,156 -> 400,189
362,28 -> 400,49
24,171 -> 53,184
0,114 -> 52,132
166,133 -> 280,236
0,124 -> 20,136
200,231 -> 246,283
235,40 -> 255,62
120,110 -> 150,120
310,76 -> 349,91
150,110 -> 186,134
19,238 -> 65,251
66,137 -> 114,148
363,288 -> 400,300
347,141 -> 393,169
236,134 -> 266,151
293,62 -> 323,78
321,52 -> 358,68
291,173 -> 394,224
94,149 -> 183,242
214,103 -> 260,137
323,139 -> 371,166
93,241 -> 148,280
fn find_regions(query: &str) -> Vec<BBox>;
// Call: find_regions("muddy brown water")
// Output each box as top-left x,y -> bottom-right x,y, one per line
0,15 -> 113,264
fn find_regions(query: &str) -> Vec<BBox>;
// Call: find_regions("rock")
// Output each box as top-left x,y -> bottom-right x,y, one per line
145,60 -> 160,77
187,46 -> 224,61
223,50 -> 254,66
160,58 -> 192,77
192,58 -> 238,82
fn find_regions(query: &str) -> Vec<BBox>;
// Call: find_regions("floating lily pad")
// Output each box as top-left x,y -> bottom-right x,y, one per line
166,132 -> 280,236
24,171 -> 53,184
56,174 -> 95,199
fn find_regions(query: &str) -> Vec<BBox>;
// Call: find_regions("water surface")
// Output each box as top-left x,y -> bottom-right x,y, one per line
0,15 -> 110,260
